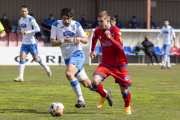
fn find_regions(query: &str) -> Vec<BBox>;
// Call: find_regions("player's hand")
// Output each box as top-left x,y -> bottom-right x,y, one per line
73,37 -> 81,46
104,30 -> 111,39
23,30 -> 28,35
155,39 -> 158,45
64,36 -> 71,43
17,30 -> 22,35
90,51 -> 96,59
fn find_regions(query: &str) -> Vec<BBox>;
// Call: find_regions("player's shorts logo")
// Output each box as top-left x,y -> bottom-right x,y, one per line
21,23 -> 27,28
124,75 -> 130,81
101,41 -> 112,46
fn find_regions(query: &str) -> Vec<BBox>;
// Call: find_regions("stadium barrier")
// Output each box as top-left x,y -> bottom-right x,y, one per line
1,29 -> 180,65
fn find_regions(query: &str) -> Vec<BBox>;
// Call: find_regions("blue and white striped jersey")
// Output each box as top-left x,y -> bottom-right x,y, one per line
51,20 -> 86,59
19,15 -> 40,44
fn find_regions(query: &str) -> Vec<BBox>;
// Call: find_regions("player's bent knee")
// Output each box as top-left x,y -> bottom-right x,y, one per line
76,69 -> 88,81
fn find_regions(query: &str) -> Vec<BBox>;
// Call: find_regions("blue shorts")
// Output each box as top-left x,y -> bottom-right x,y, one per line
20,43 -> 38,56
163,44 -> 171,55
65,50 -> 85,77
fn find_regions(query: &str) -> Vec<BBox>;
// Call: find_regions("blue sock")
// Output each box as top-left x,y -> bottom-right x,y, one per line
89,86 -> 94,91
39,58 -> 42,64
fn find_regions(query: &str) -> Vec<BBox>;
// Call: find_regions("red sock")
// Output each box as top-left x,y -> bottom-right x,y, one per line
93,83 -> 106,98
122,91 -> 131,107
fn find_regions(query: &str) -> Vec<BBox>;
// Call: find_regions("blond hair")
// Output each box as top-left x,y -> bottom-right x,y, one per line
98,11 -> 110,20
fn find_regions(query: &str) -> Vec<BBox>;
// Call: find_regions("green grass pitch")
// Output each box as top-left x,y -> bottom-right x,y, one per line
0,65 -> 180,120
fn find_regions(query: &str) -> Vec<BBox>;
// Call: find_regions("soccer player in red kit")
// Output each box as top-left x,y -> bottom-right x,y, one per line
90,11 -> 132,114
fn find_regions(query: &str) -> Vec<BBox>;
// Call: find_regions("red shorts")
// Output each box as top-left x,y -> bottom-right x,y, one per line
93,63 -> 132,87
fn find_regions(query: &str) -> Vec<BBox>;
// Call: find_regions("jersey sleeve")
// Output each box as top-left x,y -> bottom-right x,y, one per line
157,27 -> 163,40
109,28 -> 123,50
171,27 -> 176,38
50,22 -> 57,39
28,18 -> 40,34
76,22 -> 86,37
91,29 -> 99,51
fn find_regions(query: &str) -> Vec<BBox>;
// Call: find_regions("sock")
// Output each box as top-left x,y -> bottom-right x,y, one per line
89,86 -> 94,91
70,79 -> 84,101
122,91 -> 131,107
19,61 -> 25,78
167,56 -> 171,67
163,54 -> 168,67
39,58 -> 48,71
92,83 -> 107,98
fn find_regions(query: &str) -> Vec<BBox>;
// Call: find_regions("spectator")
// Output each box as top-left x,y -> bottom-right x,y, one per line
42,14 -> 55,42
141,35 -> 161,65
92,20 -> 99,28
44,14 -> 55,25
0,21 -> 6,39
0,14 -> 12,33
110,17 -> 116,26
83,21 -> 92,29
131,16 -> 139,29
127,22 -> 132,29
144,16 -> 155,29
115,15 -> 122,28
79,14 -> 86,28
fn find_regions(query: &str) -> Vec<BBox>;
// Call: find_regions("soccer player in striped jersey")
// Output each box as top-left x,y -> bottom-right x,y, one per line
50,7 -> 108,108
156,19 -> 176,69
14,5 -> 51,82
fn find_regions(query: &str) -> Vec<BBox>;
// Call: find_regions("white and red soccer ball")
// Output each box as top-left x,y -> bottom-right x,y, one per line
49,102 -> 64,117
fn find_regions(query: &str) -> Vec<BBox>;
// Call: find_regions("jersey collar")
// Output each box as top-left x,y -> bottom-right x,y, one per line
102,24 -> 113,32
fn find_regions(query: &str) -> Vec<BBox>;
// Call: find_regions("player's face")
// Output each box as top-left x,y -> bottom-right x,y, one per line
164,21 -> 169,27
98,17 -> 110,30
62,15 -> 73,26
20,8 -> 29,17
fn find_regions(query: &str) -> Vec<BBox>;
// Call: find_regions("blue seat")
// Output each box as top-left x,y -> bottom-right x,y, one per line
161,47 -> 174,56
11,25 -> 17,33
133,46 -> 145,56
95,46 -> 102,56
123,46 -> 136,56
153,47 -> 164,56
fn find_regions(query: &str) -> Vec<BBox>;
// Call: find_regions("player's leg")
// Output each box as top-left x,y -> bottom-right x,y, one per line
66,63 -> 86,108
65,50 -> 87,108
91,63 -> 113,108
166,44 -> 171,69
113,66 -> 132,114
14,44 -> 28,82
162,45 -> 168,69
30,43 -> 51,76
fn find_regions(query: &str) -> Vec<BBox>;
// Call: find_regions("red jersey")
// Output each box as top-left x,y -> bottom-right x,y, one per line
91,25 -> 128,67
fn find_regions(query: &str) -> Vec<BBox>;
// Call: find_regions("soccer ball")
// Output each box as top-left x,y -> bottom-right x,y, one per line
49,102 -> 64,117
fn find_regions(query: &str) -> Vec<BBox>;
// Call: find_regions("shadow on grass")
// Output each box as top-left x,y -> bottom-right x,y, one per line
0,109 -> 48,114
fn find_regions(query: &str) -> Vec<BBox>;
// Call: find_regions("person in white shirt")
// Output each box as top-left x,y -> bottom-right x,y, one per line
14,5 -> 51,82
156,19 -> 176,69
51,7 -> 108,108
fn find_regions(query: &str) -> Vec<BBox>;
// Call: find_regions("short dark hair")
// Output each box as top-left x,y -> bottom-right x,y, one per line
61,7 -> 74,17
164,19 -> 168,21
20,5 -> 28,10
132,16 -> 136,19
115,15 -> 118,17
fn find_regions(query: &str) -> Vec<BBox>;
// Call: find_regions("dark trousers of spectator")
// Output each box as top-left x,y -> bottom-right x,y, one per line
42,23 -> 51,42
146,50 -> 160,63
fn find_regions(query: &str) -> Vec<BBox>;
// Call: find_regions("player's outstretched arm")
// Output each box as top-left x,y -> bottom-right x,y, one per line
51,39 -> 62,47
74,36 -> 88,46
